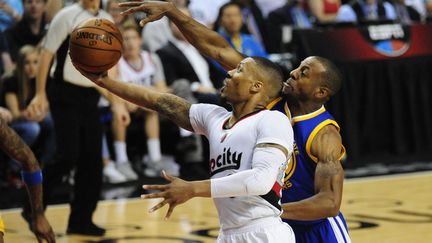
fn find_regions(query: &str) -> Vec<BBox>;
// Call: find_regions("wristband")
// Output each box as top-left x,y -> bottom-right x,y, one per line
21,170 -> 43,186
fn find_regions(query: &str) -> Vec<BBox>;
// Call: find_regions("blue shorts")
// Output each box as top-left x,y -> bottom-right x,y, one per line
289,213 -> 351,243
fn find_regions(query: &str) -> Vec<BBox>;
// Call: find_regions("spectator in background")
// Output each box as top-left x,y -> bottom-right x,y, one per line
0,32 -> 13,74
266,0 -> 313,53
1,45 -> 55,165
100,0 -> 140,183
188,0 -> 229,27
336,0 -> 397,22
0,0 -> 23,31
110,24 -> 177,179
392,0 -> 421,24
428,0 -> 432,19
232,0 -> 269,52
105,0 -> 136,27
6,0 -> 48,62
254,0 -> 286,17
308,0 -> 341,23
141,0 -> 189,52
404,0 -> 427,20
214,2 -> 267,58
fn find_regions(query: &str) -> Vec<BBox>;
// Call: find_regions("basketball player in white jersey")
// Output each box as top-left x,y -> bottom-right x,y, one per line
75,55 -> 296,242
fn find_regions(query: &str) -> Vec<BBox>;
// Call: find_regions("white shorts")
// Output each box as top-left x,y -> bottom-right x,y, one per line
217,217 -> 295,243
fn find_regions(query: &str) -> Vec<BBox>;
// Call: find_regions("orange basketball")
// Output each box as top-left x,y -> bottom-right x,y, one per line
69,18 -> 123,73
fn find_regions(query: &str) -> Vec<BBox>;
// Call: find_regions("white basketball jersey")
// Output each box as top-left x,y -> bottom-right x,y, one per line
117,51 -> 156,87
190,104 -> 294,230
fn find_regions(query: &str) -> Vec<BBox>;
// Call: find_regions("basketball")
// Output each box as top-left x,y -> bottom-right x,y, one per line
69,18 -> 123,73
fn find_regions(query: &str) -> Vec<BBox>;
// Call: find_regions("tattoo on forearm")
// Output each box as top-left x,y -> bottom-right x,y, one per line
0,118 -> 38,170
28,185 -> 44,214
154,94 -> 192,130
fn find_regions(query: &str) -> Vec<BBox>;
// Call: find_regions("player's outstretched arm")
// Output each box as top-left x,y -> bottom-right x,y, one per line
77,69 -> 194,131
281,125 -> 344,220
119,1 -> 244,70
141,143 -> 288,219
0,117 -> 55,243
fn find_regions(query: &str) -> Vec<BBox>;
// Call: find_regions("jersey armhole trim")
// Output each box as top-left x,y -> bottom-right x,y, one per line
305,119 -> 340,163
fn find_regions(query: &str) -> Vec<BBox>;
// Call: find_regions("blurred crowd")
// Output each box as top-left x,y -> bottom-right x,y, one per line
1,0 -> 432,187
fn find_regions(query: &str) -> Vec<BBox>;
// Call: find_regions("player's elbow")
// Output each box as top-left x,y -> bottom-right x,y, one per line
245,177 -> 274,195
326,205 -> 340,217
324,199 -> 341,217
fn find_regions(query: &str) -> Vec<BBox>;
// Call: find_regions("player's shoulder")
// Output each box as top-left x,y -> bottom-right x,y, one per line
192,103 -> 227,112
191,103 -> 229,117
261,109 -> 291,123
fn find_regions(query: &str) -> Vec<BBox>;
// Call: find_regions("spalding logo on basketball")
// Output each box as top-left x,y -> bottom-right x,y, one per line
360,24 -> 410,57
75,31 -> 114,46
69,18 -> 123,73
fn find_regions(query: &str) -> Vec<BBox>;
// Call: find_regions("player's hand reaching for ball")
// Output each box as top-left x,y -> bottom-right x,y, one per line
119,1 -> 174,27
72,63 -> 108,87
141,171 -> 197,220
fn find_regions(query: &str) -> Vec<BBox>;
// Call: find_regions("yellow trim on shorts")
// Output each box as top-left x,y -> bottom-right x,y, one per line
305,120 -> 344,163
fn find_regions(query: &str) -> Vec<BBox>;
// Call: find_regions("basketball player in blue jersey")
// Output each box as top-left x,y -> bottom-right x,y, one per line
119,1 -> 350,242
273,57 -> 350,243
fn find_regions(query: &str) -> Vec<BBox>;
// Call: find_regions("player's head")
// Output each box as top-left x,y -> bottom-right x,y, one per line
221,56 -> 284,105
282,56 -> 342,103
121,24 -> 142,58
24,0 -> 47,21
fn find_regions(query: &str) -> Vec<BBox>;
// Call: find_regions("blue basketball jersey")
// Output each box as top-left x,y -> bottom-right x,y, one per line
266,98 -> 351,243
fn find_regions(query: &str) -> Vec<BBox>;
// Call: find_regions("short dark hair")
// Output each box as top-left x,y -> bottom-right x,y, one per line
314,56 -> 342,96
251,56 -> 284,99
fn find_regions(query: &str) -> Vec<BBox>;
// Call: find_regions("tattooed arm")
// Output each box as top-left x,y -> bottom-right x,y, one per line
281,125 -> 344,220
0,117 -> 55,242
78,71 -> 193,131
0,116 -> 39,171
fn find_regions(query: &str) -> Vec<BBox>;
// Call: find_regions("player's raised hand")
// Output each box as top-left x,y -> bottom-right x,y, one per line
119,1 -> 175,27
141,170 -> 195,220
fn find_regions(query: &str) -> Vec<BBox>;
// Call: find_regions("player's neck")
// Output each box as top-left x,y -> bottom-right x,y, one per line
230,98 -> 267,123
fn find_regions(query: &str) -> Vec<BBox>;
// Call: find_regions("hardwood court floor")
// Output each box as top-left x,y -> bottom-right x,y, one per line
2,171 -> 432,242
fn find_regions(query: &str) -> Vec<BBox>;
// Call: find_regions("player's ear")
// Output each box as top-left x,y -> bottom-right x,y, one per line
250,80 -> 263,93
315,86 -> 331,100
